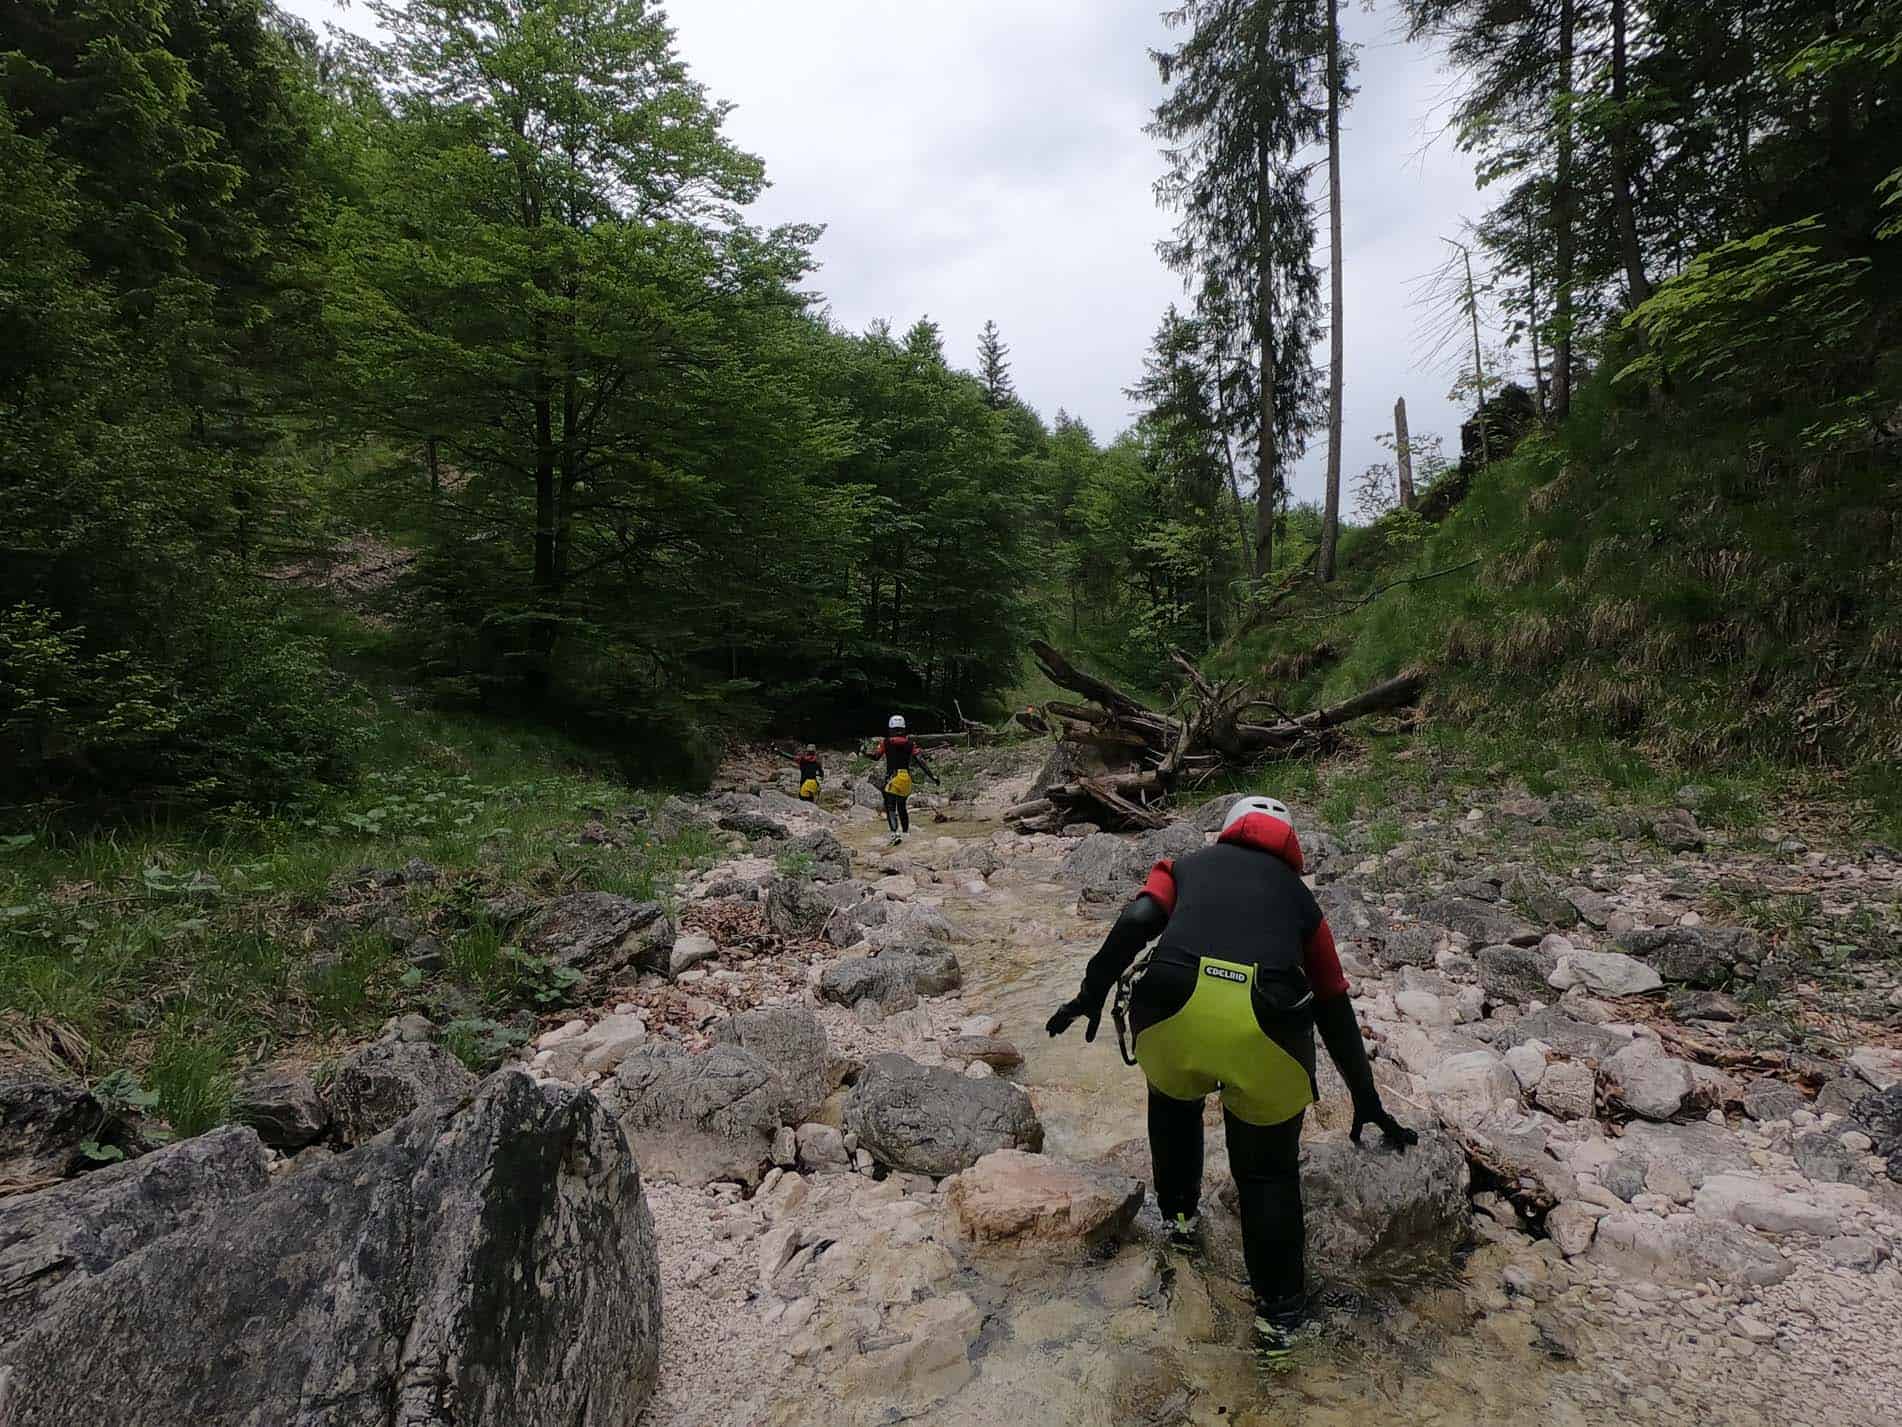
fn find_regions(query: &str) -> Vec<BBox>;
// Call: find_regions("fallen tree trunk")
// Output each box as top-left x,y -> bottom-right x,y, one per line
1010,642 -> 1428,830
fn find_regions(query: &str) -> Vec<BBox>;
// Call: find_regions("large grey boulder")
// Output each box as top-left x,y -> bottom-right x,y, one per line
1411,896 -> 1539,947
1476,944 -> 1559,1005
1850,1085 -> 1902,1156
325,1038 -> 477,1147
1587,1211 -> 1789,1286
950,843 -> 1002,877
520,892 -> 675,983
764,875 -> 832,939
1619,926 -> 1763,987
1742,1077 -> 1809,1123
1617,1119 -> 1752,1188
867,901 -> 965,947
1298,1123 -> 1470,1279
817,949 -> 963,1015
717,808 -> 789,841
1606,1041 -> 1695,1120
0,1076 -> 145,1187
605,1044 -> 792,1188
788,828 -> 852,883
0,1126 -> 269,1343
1503,1008 -> 1632,1062
653,794 -> 714,843
1548,950 -> 1663,998
1058,824 -> 1202,902
819,956 -> 920,1015
948,1150 -> 1143,1248
230,1067 -> 328,1151
711,1007 -> 841,1124
845,1054 -> 1044,1176
0,1072 -> 660,1427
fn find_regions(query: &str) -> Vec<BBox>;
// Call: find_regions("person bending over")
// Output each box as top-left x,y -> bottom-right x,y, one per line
1046,795 -> 1417,1359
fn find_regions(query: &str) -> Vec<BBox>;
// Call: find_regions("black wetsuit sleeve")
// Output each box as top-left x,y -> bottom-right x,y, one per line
1313,995 -> 1381,1112
1076,893 -> 1171,1013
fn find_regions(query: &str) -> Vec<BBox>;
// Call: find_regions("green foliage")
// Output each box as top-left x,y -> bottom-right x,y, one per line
775,848 -> 817,883
1617,221 -> 1873,396
505,951 -> 584,1011
0,4 -> 360,811
442,1017 -> 530,1074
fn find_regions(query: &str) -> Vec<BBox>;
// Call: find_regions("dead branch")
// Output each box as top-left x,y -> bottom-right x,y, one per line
1011,641 -> 1428,831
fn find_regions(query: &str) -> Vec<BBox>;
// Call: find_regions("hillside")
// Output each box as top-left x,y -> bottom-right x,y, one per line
1213,359 -> 1902,840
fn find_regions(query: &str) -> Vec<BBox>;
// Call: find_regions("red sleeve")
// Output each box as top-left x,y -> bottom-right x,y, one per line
1304,919 -> 1350,1000
871,739 -> 886,757
1139,858 -> 1177,915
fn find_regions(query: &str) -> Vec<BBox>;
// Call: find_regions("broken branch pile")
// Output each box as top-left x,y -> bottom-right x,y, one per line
1010,641 -> 1426,833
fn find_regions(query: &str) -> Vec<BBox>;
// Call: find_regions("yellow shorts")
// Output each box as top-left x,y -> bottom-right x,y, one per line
799,778 -> 820,801
884,770 -> 913,798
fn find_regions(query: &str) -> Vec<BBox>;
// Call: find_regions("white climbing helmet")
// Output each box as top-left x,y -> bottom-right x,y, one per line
1224,795 -> 1292,834
888,714 -> 907,731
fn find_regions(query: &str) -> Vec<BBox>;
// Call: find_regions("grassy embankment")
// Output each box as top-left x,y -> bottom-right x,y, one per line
0,600 -> 720,1139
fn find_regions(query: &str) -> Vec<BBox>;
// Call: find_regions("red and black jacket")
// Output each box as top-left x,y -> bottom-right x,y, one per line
872,735 -> 930,780
1078,814 -> 1348,1009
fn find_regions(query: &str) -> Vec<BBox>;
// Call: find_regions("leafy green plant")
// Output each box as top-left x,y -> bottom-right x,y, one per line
80,1068 -> 160,1162
442,1017 -> 530,1073
505,951 -> 584,1010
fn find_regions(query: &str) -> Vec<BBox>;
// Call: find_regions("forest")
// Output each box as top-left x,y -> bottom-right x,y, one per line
3,0 -> 1898,816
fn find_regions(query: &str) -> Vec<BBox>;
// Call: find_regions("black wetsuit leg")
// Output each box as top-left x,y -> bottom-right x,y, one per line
896,796 -> 910,833
1147,1083 -> 1205,1222
1224,1107 -> 1306,1310
883,792 -> 901,833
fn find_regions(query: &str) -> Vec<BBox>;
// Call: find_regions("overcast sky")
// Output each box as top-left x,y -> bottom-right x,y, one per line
283,0 -> 1495,505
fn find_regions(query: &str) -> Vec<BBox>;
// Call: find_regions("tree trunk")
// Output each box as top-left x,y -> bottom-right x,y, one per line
1318,0 -> 1344,583
1253,138 -> 1278,581
1394,396 -> 1415,509
1609,0 -> 1652,308
1212,365 -> 1255,572
1464,244 -> 1488,467
1553,0 -> 1577,420
1527,239 -> 1548,418
533,398 -> 557,595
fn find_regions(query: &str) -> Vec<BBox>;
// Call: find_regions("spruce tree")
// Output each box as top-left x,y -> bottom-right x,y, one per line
977,319 -> 1015,408
1150,0 -> 1326,580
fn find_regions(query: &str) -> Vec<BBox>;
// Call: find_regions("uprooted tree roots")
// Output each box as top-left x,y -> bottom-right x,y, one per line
1007,641 -> 1428,833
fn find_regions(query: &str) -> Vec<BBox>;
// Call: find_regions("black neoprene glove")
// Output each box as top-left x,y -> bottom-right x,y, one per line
1313,995 -> 1419,1153
1046,995 -> 1102,1042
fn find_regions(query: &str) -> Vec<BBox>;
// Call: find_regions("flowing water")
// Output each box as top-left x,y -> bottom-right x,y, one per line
766,808 -> 1606,1427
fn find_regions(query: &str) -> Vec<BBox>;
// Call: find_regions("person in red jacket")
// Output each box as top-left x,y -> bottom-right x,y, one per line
1046,795 -> 1417,1359
868,715 -> 935,842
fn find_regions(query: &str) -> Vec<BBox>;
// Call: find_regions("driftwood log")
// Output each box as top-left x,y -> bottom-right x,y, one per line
1015,640 -> 1427,831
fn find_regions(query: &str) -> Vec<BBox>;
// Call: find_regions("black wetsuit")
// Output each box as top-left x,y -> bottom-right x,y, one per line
1056,815 -> 1388,1317
795,754 -> 822,797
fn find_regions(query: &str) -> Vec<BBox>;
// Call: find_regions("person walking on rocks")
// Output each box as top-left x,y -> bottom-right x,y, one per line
869,715 -> 935,843
778,744 -> 824,801
1045,795 -> 1418,1360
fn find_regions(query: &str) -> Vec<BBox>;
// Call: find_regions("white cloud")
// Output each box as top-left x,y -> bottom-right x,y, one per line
279,0 -> 1499,503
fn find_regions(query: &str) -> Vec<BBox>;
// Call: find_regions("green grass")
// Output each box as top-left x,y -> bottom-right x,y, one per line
1210,356 -> 1902,803
0,685 -> 717,1125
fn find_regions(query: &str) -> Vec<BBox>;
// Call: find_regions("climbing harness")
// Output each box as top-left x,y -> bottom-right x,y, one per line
1109,949 -> 1153,1067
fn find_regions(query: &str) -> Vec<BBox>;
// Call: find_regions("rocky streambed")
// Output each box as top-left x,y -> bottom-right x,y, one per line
2,751 -> 1899,1426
